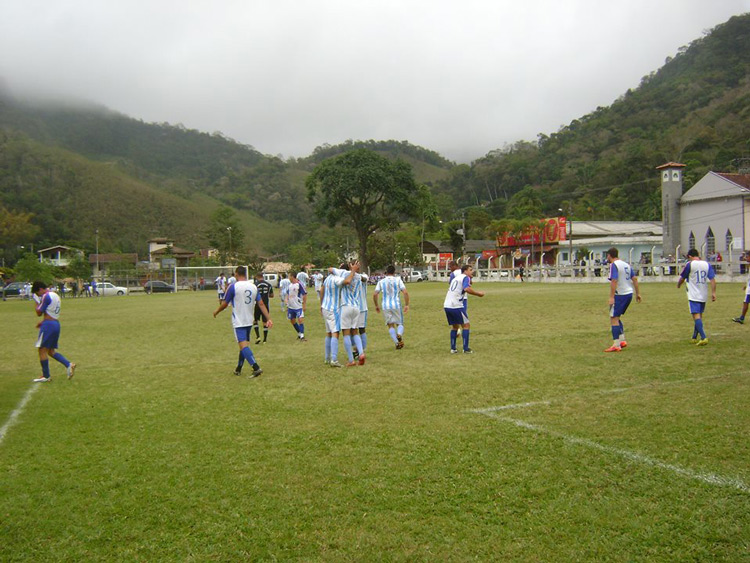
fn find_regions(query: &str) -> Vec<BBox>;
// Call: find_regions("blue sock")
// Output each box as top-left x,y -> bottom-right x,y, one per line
241,347 -> 256,365
40,360 -> 50,379
388,327 -> 398,343
450,329 -> 458,350
619,321 -> 624,340
238,351 -> 245,368
462,329 -> 470,351
360,332 -> 367,351
695,319 -> 706,339
611,326 -> 620,340
343,336 -> 353,362
353,334 -> 364,356
325,336 -> 331,361
52,352 -> 70,368
293,323 -> 301,334
331,338 -> 339,362
298,323 -> 305,336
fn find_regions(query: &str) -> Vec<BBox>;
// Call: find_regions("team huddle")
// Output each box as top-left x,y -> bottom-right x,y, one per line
23,246 -> 733,382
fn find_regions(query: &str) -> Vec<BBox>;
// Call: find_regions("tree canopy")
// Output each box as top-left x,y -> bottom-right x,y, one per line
306,149 -> 421,270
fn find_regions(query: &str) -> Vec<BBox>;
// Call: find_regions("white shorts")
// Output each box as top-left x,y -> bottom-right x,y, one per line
383,309 -> 402,326
358,310 -> 368,329
340,305 -> 360,330
322,308 -> 340,334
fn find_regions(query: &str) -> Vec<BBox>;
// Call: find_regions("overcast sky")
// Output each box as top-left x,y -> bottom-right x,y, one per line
1,1 -> 749,163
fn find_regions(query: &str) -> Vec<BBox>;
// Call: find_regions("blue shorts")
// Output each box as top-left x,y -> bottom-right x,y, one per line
744,294 -> 750,304
689,300 -> 706,315
445,307 -> 468,326
234,326 -> 253,343
610,294 -> 633,318
287,308 -> 304,321
36,319 -> 60,349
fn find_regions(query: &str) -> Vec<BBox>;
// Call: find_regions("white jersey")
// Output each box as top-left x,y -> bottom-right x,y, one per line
444,273 -> 469,309
313,273 -> 324,290
224,280 -> 260,328
215,276 -> 226,294
375,276 -> 405,310
745,276 -> 750,296
448,269 -> 467,301
286,281 -> 307,309
321,272 -> 346,311
37,291 -> 62,320
296,272 -> 309,287
279,278 -> 291,294
608,259 -> 636,295
680,259 -> 715,303
227,276 -> 237,286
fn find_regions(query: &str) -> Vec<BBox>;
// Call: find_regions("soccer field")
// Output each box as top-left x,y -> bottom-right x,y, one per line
1,283 -> 748,561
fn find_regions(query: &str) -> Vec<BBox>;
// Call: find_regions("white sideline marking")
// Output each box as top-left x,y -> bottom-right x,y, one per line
0,385 -> 40,447
471,373 -> 737,414
480,412 -> 749,493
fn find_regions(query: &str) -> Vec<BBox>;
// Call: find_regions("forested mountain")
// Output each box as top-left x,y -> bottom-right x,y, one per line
1,12 -> 749,262
444,13 -> 750,222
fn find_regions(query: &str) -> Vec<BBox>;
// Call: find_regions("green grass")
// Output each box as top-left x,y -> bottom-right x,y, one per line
1,283 -> 749,561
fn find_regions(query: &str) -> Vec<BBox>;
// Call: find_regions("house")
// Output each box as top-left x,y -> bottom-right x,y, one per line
562,221 -> 663,266
37,245 -> 83,267
147,238 -> 195,268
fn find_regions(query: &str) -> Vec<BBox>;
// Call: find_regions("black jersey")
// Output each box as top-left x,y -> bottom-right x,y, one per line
255,280 -> 274,308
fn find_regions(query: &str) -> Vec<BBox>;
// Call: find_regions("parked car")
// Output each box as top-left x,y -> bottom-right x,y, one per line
405,271 -> 426,282
143,280 -> 174,294
263,273 -> 280,288
97,282 -> 128,296
2,281 -> 26,297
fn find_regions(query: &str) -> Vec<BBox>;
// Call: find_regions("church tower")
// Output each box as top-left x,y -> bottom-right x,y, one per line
656,162 -> 685,257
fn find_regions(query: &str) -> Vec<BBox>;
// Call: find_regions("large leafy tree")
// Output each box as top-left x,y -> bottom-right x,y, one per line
305,149 -> 420,270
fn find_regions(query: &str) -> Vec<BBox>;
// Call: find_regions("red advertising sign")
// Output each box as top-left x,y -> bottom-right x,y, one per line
496,217 -> 566,247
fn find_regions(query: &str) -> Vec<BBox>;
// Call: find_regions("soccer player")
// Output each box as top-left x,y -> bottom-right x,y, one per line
339,261 -> 365,366
253,272 -> 274,343
373,265 -> 410,349
355,272 -> 369,357
321,265 -> 355,367
444,265 -> 484,354
732,274 -> 750,324
31,281 -> 76,382
286,272 -> 308,341
213,266 -> 273,377
677,248 -> 717,345
296,270 -> 309,290
312,272 -> 324,298
279,273 -> 291,312
215,273 -> 227,303
604,247 -> 642,352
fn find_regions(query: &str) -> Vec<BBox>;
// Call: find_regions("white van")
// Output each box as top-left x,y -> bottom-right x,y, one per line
263,273 -> 280,288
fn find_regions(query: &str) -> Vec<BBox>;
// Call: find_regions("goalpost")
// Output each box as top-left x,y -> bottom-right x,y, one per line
173,265 -> 249,293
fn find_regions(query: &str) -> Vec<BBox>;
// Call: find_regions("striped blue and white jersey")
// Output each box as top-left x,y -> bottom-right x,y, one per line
357,274 -> 369,312
224,280 -> 261,328
680,259 -> 715,303
375,276 -> 405,310
608,259 -> 636,295
341,273 -> 362,308
321,273 -> 346,311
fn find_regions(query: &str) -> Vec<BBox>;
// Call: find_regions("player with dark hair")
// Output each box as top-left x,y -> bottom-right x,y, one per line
286,272 -> 308,341
604,247 -> 641,352
677,248 -> 716,345
373,265 -> 410,349
214,266 -> 273,377
443,265 -> 484,353
31,281 -> 76,382
253,273 -> 274,343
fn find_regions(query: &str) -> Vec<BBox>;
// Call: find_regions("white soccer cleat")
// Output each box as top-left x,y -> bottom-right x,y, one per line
33,377 -> 50,383
67,363 -> 76,380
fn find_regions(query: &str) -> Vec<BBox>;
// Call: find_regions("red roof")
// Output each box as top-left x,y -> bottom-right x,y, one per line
716,173 -> 750,190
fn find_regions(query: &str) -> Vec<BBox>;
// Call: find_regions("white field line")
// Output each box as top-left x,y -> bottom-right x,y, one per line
0,384 -> 40,447
469,373 -> 738,415
481,412 -> 750,493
